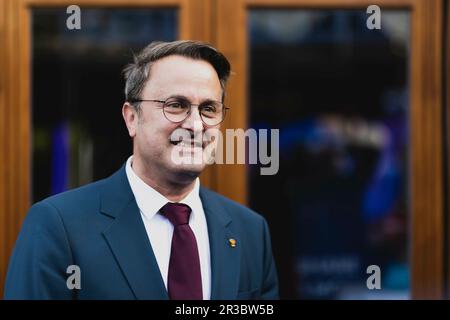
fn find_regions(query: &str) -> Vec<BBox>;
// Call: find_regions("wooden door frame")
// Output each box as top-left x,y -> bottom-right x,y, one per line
215,0 -> 444,299
0,0 -> 212,298
447,0 -> 450,300
0,0 -> 7,301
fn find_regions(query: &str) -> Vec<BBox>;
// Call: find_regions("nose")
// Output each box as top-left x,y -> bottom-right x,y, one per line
181,105 -> 204,133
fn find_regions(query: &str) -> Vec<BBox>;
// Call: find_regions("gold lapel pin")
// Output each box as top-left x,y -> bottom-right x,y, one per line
229,238 -> 237,248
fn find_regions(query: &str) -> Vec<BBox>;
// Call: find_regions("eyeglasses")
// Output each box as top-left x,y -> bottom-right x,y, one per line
129,97 -> 229,126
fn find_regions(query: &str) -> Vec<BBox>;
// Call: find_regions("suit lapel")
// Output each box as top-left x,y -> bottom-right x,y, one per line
200,188 -> 241,300
99,166 -> 241,300
100,166 -> 168,300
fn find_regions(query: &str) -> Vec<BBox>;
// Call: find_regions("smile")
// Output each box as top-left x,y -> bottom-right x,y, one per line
170,139 -> 203,148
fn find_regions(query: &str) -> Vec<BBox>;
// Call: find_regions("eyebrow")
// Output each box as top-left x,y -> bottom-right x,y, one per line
166,94 -> 222,104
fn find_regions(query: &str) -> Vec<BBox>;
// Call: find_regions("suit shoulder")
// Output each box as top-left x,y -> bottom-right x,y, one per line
200,187 -> 265,224
37,178 -> 107,216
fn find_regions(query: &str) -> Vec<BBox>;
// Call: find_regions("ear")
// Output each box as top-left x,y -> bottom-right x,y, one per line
122,102 -> 138,138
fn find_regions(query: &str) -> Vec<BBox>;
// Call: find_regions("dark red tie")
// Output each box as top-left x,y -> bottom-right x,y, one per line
160,202 -> 203,300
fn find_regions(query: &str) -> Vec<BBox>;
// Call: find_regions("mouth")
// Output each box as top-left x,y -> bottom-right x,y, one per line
170,138 -> 204,148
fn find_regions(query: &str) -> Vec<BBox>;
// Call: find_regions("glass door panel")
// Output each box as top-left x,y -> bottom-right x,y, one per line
32,8 -> 178,201
248,9 -> 410,299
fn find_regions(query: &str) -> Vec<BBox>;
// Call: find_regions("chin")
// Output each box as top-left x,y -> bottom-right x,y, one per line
169,164 -> 204,184
166,144 -> 208,180
175,163 -> 205,175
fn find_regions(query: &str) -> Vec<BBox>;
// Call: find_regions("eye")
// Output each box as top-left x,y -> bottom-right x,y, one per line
166,101 -> 185,109
201,104 -> 216,113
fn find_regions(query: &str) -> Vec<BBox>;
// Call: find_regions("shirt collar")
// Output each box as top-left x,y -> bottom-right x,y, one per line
125,156 -> 202,221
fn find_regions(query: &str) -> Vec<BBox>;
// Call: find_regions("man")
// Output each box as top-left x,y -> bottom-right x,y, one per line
4,40 -> 279,300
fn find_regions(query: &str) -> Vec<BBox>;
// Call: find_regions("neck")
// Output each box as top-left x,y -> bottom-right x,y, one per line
131,156 -> 196,202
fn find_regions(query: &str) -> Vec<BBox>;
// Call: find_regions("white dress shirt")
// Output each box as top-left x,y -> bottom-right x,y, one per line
125,156 -> 211,300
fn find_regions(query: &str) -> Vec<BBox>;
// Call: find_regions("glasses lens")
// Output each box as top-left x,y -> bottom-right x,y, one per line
200,102 -> 224,126
162,98 -> 226,125
163,98 -> 190,122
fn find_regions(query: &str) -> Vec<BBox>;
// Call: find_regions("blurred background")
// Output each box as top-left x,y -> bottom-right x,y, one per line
0,0 -> 448,299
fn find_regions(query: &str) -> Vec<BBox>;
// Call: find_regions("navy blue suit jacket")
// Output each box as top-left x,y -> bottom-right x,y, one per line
4,165 -> 279,299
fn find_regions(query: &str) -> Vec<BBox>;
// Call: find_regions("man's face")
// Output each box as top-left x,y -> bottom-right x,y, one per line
128,55 -> 223,184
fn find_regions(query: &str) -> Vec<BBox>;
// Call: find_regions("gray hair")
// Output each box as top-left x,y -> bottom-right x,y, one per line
123,40 -> 231,113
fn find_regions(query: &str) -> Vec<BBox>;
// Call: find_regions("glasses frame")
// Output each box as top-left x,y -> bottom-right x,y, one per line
129,97 -> 230,126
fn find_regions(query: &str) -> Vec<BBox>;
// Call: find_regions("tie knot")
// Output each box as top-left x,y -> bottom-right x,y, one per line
160,203 -> 192,226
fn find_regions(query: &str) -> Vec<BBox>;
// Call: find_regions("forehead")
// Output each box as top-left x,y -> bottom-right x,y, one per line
144,55 -> 222,99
